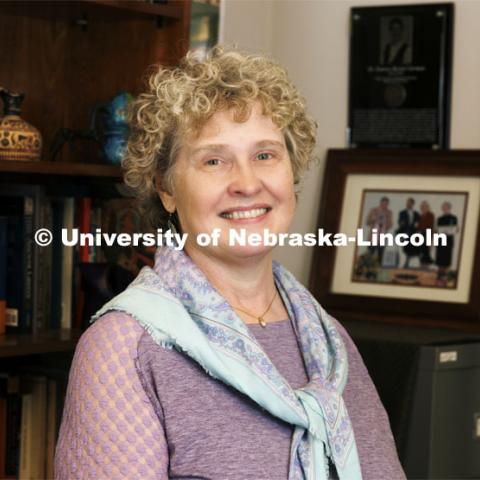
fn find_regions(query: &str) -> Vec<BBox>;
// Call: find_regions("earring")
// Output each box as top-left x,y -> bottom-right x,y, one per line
167,212 -> 178,236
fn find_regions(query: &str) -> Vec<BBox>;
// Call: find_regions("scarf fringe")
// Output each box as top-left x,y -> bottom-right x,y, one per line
92,307 -> 223,382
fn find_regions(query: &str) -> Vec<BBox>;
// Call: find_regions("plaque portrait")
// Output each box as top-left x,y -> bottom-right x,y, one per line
348,4 -> 454,149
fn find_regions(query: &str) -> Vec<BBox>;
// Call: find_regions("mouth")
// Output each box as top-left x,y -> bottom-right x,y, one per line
220,206 -> 271,220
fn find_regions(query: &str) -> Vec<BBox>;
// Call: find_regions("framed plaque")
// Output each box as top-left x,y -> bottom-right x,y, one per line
348,3 -> 454,149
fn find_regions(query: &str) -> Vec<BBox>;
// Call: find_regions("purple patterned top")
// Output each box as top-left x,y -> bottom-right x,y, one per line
55,310 -> 405,479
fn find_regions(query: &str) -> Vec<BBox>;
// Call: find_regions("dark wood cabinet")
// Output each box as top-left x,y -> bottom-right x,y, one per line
0,0 -> 191,164
0,0 -> 190,356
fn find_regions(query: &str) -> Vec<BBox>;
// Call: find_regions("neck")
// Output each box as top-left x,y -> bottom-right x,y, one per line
185,246 -> 281,324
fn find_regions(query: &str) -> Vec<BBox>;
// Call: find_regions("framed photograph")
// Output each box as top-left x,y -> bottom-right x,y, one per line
309,149 -> 480,330
348,3 -> 454,149
352,190 -> 467,290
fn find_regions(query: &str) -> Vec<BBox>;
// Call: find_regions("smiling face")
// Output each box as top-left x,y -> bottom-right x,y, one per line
420,201 -> 430,214
157,101 -> 296,264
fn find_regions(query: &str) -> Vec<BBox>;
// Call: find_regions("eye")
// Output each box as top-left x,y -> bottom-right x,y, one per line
256,152 -> 273,161
205,158 -> 221,166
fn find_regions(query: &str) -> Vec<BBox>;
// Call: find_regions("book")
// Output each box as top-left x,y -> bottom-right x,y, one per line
49,198 -> 64,330
49,197 -> 76,330
19,376 -> 47,480
0,396 -> 6,477
19,393 -> 32,479
0,195 -> 35,333
61,198 -> 75,330
77,197 -> 92,263
5,377 -> 21,478
0,374 -> 21,479
40,200 -> 53,332
45,379 -> 57,480
34,197 -> 53,333
0,184 -> 47,333
0,217 -> 7,335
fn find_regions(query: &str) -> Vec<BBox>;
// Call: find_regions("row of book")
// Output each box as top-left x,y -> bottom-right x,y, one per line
0,184 -> 155,334
0,372 -> 67,480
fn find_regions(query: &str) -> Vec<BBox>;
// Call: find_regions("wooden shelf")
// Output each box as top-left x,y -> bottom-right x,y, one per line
0,160 -> 122,180
85,0 -> 184,19
0,0 -> 184,22
0,329 -> 82,358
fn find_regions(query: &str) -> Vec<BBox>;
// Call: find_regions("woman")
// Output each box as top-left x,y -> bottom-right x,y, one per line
418,200 -> 435,266
435,201 -> 458,285
55,46 -> 405,479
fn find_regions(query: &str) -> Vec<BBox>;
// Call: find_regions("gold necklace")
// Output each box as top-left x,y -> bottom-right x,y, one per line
231,289 -> 278,328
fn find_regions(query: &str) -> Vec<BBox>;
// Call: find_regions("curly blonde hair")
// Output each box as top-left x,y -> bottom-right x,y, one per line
123,45 -> 317,229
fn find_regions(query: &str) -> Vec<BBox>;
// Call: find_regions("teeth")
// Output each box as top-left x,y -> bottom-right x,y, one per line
222,208 -> 268,219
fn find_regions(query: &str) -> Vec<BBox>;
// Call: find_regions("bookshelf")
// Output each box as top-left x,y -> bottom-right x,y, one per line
0,0 -> 191,335
0,1 -> 191,477
0,160 -> 122,179
0,329 -> 82,359
0,0 -> 185,22
0,156 -> 126,338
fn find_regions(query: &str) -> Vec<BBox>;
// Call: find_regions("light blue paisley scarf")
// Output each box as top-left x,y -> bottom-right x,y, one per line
92,246 -> 362,480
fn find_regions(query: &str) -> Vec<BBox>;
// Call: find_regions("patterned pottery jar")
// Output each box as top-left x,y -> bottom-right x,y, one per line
0,88 -> 42,161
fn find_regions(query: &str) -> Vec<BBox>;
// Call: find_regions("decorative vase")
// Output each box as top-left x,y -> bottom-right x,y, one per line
0,88 -> 42,162
91,91 -> 132,165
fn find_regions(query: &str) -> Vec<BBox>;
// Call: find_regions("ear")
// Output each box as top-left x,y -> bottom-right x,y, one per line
154,171 -> 176,214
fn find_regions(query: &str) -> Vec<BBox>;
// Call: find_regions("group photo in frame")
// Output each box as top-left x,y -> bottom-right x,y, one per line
352,189 -> 467,289
309,150 -> 480,330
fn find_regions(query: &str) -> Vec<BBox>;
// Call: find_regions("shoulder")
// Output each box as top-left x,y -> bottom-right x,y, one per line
57,311 -> 170,479
330,316 -> 377,390
329,315 -> 359,355
73,311 -> 145,370
81,310 -> 144,342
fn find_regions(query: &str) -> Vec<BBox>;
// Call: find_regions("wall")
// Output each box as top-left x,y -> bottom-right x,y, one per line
220,0 -> 480,285
219,0 -> 274,52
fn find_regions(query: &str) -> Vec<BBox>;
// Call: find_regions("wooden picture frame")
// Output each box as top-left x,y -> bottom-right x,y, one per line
309,149 -> 480,331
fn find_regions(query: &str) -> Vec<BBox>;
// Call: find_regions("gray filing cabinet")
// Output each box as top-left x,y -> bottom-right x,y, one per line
342,320 -> 480,479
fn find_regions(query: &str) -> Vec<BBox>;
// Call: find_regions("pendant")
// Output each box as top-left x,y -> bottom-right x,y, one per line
258,317 -> 267,328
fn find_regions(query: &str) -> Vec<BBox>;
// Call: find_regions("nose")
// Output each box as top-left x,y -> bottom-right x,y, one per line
227,161 -> 263,197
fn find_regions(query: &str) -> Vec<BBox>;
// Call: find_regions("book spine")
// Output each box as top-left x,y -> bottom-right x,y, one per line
73,248 -> 84,330
0,397 -> 6,478
61,198 -> 75,330
18,376 -> 48,480
78,197 -> 92,263
43,200 -> 53,333
5,393 -> 21,477
19,394 -> 32,480
49,199 -> 64,330
45,379 -> 57,479
33,197 -> 45,334
92,204 -> 104,262
22,197 -> 34,334
90,203 -> 100,262
5,215 -> 23,333
34,197 -> 53,333
0,217 -> 7,335
31,377 -> 47,479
